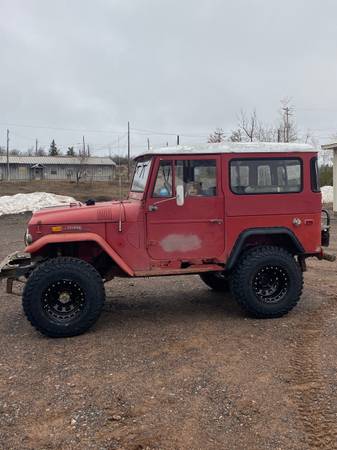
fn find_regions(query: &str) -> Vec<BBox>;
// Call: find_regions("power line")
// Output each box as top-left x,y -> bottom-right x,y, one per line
297,107 -> 337,112
0,122 -> 125,134
131,127 -> 210,138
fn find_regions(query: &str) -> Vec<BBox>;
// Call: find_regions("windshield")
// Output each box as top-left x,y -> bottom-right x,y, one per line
131,157 -> 152,192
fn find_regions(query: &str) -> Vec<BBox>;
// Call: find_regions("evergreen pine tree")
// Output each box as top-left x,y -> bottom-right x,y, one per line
49,140 -> 59,156
67,146 -> 75,156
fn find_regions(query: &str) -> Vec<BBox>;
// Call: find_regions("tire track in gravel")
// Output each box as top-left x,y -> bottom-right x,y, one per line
290,294 -> 337,449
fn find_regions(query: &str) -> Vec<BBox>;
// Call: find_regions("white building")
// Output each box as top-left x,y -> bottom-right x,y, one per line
321,143 -> 336,211
0,155 -> 116,182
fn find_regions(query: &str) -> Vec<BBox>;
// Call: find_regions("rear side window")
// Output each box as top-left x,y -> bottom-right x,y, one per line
230,158 -> 302,194
310,157 -> 320,192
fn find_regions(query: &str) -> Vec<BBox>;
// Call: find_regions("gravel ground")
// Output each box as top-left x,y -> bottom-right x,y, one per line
0,213 -> 337,450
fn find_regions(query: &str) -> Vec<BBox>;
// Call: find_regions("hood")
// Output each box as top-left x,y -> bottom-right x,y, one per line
29,199 -> 141,225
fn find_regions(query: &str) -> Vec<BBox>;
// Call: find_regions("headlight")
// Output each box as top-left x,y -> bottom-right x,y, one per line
24,230 -> 33,246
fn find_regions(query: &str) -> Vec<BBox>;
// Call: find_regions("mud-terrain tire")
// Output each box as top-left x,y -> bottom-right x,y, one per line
230,246 -> 303,318
22,257 -> 105,338
199,271 -> 229,292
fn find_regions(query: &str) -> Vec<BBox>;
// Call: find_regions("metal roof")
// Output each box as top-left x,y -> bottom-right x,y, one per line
0,156 -> 116,166
134,142 -> 316,159
321,143 -> 337,150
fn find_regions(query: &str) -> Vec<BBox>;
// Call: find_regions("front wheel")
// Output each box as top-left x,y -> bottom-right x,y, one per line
23,257 -> 105,337
230,246 -> 303,318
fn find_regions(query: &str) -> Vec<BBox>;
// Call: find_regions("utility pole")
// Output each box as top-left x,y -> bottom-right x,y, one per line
127,121 -> 130,180
87,144 -> 90,157
147,138 -> 150,151
277,129 -> 281,143
35,138 -> 38,155
177,135 -> 180,145
6,129 -> 10,181
82,136 -> 86,157
282,107 -> 290,143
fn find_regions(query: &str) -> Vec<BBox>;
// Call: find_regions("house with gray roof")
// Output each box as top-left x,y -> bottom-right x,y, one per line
0,155 -> 116,182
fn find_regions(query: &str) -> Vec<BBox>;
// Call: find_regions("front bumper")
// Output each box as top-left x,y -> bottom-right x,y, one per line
0,251 -> 34,280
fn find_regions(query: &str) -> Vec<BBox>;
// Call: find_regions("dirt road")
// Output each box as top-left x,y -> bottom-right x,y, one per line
0,213 -> 336,450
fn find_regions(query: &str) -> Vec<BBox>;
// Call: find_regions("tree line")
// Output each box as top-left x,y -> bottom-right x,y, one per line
0,140 -> 86,157
208,99 -> 299,144
207,99 -> 333,185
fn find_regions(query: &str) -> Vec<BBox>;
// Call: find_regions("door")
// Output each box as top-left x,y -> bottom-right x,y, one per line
34,168 -> 43,180
146,156 -> 225,261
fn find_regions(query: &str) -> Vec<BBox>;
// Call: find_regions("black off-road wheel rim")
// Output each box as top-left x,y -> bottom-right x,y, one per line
41,279 -> 86,323
252,265 -> 289,304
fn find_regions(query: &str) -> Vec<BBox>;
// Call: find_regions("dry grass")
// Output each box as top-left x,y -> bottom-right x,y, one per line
0,180 -> 130,202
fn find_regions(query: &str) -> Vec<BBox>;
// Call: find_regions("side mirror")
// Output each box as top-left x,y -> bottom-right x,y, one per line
176,184 -> 185,206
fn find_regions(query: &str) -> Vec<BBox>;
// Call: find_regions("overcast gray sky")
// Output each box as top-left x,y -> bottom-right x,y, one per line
1,0 -> 337,155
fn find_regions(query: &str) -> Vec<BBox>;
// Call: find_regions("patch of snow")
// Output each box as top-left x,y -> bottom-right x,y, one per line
321,185 -> 333,203
0,192 -> 77,216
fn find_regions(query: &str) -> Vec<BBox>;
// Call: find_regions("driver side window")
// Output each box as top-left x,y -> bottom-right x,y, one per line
153,160 -> 173,197
175,159 -> 217,196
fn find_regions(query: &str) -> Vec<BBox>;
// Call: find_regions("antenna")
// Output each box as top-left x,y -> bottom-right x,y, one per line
118,135 -> 123,232
118,136 -> 122,202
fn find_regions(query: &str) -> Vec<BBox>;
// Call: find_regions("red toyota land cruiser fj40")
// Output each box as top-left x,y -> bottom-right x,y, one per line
0,142 -> 334,337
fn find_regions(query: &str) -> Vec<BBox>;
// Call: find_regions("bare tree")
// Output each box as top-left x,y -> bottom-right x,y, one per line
208,128 -> 225,143
75,153 -> 88,184
229,101 -> 297,144
230,109 -> 268,142
255,123 -> 278,142
229,128 -> 243,142
238,109 -> 258,142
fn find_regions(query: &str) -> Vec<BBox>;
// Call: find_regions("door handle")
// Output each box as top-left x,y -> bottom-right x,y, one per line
209,219 -> 223,224
148,205 -> 158,212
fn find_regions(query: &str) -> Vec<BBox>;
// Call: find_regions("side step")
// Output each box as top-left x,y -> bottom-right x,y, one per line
134,264 -> 224,277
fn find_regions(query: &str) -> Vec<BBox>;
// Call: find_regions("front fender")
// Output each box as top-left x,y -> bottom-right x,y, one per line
25,232 -> 134,276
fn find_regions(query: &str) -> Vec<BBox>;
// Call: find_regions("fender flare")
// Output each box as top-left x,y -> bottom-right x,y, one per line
226,227 -> 304,271
25,232 -> 134,276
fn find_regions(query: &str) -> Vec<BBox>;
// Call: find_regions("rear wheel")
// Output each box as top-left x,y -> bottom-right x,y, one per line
199,271 -> 229,292
230,246 -> 303,318
23,257 -> 105,337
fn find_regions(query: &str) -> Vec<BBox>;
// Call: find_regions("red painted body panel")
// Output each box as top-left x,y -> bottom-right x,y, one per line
221,152 -> 322,256
25,149 -> 322,277
26,232 -> 134,276
146,155 -> 224,261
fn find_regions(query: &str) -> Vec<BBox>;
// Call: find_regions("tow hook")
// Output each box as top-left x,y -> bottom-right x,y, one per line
320,250 -> 336,262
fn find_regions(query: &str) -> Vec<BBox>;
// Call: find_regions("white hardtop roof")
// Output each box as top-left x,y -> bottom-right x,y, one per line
134,142 -> 316,159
